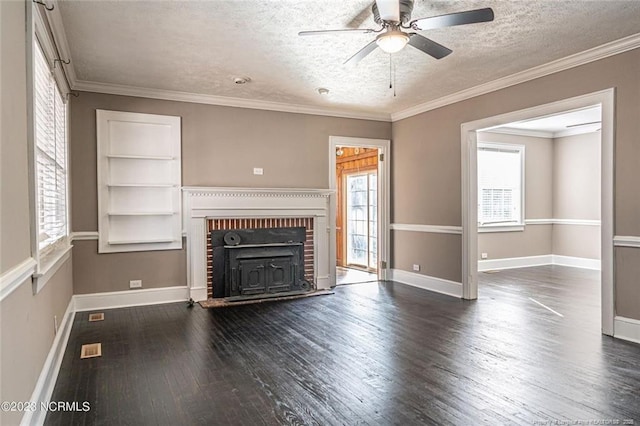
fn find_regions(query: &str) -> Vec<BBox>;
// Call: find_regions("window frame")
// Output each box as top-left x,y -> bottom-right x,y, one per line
477,142 -> 525,233
28,4 -> 72,294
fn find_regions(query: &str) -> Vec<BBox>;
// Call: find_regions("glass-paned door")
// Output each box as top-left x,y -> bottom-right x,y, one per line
346,172 -> 377,270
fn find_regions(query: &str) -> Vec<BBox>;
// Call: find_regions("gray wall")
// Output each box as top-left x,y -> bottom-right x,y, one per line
477,132 -> 554,260
391,48 -> 640,320
0,2 -> 74,424
477,131 -> 601,261
69,92 -> 391,294
552,132 -> 601,259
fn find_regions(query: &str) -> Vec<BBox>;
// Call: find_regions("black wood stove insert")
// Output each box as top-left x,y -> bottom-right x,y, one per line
210,227 -> 311,299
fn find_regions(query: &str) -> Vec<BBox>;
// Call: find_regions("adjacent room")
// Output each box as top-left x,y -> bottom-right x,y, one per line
2,0 -> 640,425
476,106 -> 602,329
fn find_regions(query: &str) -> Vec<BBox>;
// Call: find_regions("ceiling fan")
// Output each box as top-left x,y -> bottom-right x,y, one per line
299,0 -> 494,66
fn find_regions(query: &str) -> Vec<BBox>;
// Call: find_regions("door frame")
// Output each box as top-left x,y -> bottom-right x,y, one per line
460,89 -> 615,336
329,136 -> 391,285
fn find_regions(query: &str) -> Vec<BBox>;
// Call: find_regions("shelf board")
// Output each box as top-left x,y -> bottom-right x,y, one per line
108,211 -> 177,216
107,183 -> 177,188
108,238 -> 177,245
107,154 -> 175,160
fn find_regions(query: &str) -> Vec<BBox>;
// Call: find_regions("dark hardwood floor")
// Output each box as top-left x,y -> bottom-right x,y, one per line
46,266 -> 640,425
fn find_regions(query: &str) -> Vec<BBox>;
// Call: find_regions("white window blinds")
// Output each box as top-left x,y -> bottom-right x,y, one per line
478,144 -> 523,226
34,41 -> 68,250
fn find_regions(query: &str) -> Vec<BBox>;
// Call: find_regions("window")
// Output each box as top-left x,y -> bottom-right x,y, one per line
34,40 -> 68,253
346,172 -> 377,269
477,143 -> 524,228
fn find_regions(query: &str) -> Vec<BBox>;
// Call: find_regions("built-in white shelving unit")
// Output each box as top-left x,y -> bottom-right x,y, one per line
97,110 -> 182,253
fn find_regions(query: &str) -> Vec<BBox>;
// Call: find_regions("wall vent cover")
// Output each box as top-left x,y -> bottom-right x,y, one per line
80,343 -> 102,359
88,313 -> 104,322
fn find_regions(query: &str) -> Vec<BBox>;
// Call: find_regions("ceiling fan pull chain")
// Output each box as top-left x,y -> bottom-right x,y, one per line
389,54 -> 393,90
394,55 -> 397,97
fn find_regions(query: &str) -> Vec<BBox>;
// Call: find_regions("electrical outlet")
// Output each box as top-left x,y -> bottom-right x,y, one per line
412,264 -> 420,272
481,253 -> 488,259
129,279 -> 142,289
253,167 -> 263,175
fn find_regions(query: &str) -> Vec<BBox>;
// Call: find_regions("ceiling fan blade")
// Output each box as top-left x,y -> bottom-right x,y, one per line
375,0 -> 400,22
410,8 -> 494,31
344,40 -> 379,67
299,28 -> 377,36
407,33 -> 452,59
347,2 -> 374,28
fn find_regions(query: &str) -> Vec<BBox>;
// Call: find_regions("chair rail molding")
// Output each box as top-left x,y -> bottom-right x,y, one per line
0,258 -> 37,302
613,236 -> 640,248
390,224 -> 463,235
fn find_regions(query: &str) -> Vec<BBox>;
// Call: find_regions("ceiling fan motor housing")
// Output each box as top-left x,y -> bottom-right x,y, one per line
373,0 -> 415,25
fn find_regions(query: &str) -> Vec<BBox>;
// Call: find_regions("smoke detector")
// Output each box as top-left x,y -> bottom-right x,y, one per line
317,87 -> 330,95
234,77 -> 251,85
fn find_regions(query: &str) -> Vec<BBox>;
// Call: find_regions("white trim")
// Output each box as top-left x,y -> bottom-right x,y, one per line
525,218 -> 601,226
553,126 -> 601,138
478,255 -> 553,271
525,219 -> 555,225
478,225 -> 524,233
390,224 -> 462,235
70,231 -> 99,241
329,136 -> 391,283
73,286 -> 189,312
73,80 -> 391,123
388,269 -> 462,299
20,297 -> 75,426
484,126 -> 600,139
552,219 -> 601,226
33,245 -> 72,295
552,255 -> 600,270
462,89 -> 615,336
484,127 -> 554,139
478,255 -> 600,271
614,316 -> 640,345
0,258 -> 37,301
392,34 -> 640,121
613,235 -> 640,248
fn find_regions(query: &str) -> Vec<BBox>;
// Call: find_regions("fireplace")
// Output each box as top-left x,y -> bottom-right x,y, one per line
211,227 -> 311,299
182,187 -> 334,302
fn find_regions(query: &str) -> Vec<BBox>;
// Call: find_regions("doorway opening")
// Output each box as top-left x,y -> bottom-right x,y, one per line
329,136 -> 391,287
475,106 -> 602,331
461,89 -> 614,336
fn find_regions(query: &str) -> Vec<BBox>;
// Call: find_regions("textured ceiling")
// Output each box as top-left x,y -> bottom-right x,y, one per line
58,0 -> 640,116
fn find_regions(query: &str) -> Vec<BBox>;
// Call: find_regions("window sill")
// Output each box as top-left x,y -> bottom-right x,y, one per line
33,243 -> 73,295
478,225 -> 525,233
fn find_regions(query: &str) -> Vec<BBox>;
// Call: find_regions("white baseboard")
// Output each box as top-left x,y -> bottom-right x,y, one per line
614,316 -> 640,345
388,269 -> 462,298
74,286 -> 189,312
478,255 -> 553,271
478,254 -> 600,271
189,286 -> 208,302
551,255 -> 600,270
21,298 -> 75,426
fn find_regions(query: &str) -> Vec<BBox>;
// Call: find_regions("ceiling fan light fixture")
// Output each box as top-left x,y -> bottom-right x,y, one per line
376,30 -> 410,54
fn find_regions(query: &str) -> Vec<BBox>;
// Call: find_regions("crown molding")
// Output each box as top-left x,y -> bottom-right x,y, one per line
391,33 -> 640,122
72,80 -> 392,122
483,127 -> 555,139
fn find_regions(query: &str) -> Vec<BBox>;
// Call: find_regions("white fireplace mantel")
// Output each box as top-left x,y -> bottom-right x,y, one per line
182,187 -> 335,301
